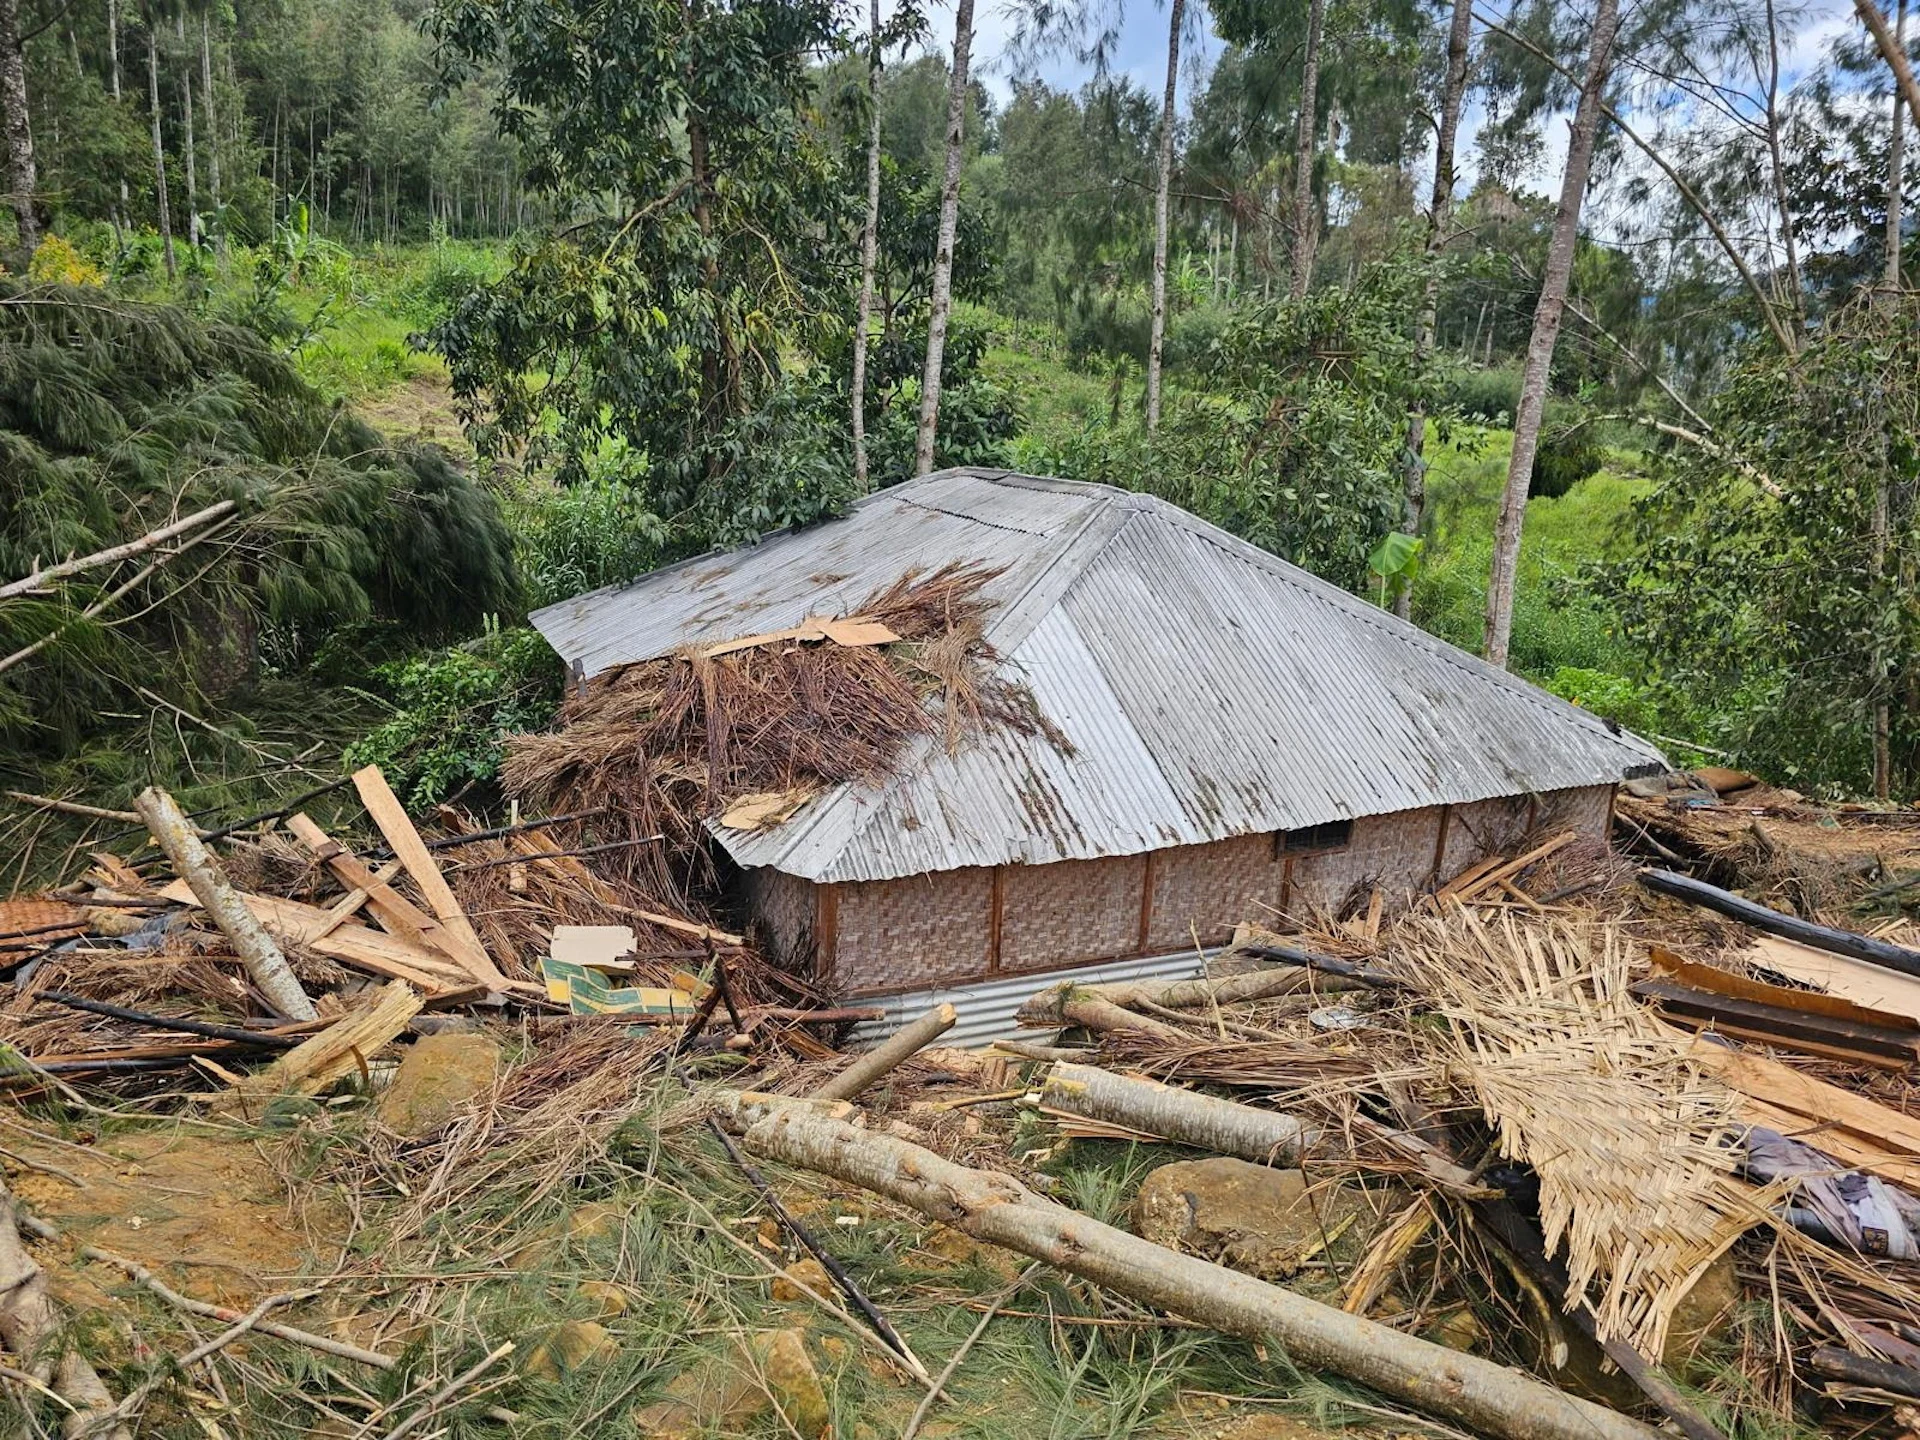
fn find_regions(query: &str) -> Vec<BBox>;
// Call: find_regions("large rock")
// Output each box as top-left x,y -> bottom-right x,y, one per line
375,1032 -> 500,1137
1134,1158 -> 1370,1281
629,1329 -> 830,1439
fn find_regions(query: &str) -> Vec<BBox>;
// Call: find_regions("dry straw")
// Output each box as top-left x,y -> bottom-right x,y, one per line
1393,908 -> 1760,1355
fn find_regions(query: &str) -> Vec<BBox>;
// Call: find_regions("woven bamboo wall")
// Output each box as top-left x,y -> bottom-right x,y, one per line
747,784 -> 1614,995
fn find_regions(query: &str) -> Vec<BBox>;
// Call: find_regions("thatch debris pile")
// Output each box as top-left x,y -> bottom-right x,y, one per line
503,562 -> 1062,896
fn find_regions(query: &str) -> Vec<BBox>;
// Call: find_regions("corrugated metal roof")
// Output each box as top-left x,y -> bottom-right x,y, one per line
529,469 -> 1668,884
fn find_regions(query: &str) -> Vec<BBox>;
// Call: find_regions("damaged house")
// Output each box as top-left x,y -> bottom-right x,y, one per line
530,469 -> 1664,1027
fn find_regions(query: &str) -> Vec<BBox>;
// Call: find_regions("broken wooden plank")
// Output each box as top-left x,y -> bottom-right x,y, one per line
1634,977 -> 1920,1065
311,858 -> 404,944
351,766 -> 505,988
1685,1034 -> 1920,1155
1652,947 -> 1920,1036
134,786 -> 317,1022
159,881 -> 475,994
1452,832 -> 1576,902
285,812 -> 477,976
1744,936 -> 1920,1026
213,980 -> 421,1116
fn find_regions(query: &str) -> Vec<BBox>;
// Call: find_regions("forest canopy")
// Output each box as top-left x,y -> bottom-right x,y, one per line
0,0 -> 1915,815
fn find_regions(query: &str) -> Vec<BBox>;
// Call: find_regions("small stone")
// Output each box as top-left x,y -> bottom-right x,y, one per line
374,1033 -> 500,1138
578,1280 -> 628,1317
819,1337 -> 848,1362
567,1201 -> 624,1241
522,1319 -> 616,1382
1424,1306 -> 1484,1353
772,1257 -> 832,1302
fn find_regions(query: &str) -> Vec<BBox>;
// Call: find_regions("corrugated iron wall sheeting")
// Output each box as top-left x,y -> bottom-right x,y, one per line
844,948 -> 1210,1049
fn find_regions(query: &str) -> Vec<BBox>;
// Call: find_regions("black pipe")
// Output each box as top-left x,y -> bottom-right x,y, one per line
1637,868 -> 1920,979
31,990 -> 302,1048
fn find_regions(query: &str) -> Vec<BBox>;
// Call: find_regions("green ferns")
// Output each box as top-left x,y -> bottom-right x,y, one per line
0,282 -> 518,749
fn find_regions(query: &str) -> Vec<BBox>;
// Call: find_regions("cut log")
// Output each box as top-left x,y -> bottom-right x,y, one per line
0,1179 -> 128,1438
1039,1062 -> 1312,1164
352,766 -> 505,988
1637,869 -> 1920,979
134,786 -> 317,1021
1015,985 -> 1190,1041
716,1093 -> 1661,1440
811,1003 -> 956,1102
213,980 -> 421,1117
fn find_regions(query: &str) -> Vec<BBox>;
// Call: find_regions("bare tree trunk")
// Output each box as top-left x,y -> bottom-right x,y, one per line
145,7 -> 175,278
1040,1062 -> 1314,1161
1288,0 -> 1326,300
914,0 -> 975,477
718,1094 -> 1664,1440
1,1181 -> 131,1437
851,0 -> 883,488
1891,0 -> 1909,290
1857,0 -> 1920,129
812,1003 -> 955,1102
134,786 -> 317,1020
1879,0 -> 1906,801
0,0 -> 38,260
1482,0 -> 1622,667
1396,0 -> 1474,618
1145,0 -> 1186,431
181,23 -> 198,251
201,11 -> 223,265
1762,0 -> 1803,336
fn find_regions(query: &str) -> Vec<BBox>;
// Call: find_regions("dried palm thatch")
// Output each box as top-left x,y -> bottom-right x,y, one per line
502,564 -> 1062,896
1392,909 -> 1763,1355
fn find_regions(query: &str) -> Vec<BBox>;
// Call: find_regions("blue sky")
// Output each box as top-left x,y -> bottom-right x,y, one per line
901,0 -> 1870,211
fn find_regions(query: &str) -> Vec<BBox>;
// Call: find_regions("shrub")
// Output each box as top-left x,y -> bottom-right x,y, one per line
344,623 -> 562,807
1530,410 -> 1605,500
27,234 -> 106,286
1439,364 -> 1521,424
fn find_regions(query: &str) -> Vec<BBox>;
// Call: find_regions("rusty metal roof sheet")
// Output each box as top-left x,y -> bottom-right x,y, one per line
528,469 -> 1667,883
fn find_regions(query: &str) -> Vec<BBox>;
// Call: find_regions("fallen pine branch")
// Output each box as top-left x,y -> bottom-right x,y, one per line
714,1090 -> 1662,1440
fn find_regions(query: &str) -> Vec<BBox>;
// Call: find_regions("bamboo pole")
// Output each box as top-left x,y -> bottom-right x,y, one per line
811,1003 -> 956,1102
717,1094 -> 1660,1440
133,787 -> 316,1021
1039,1062 -> 1313,1163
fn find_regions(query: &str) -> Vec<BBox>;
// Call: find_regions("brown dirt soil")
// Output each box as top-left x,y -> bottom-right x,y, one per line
356,371 -> 470,456
8,1125 -> 345,1309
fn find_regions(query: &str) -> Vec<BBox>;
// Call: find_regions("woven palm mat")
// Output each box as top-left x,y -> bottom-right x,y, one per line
1393,909 -> 1764,1354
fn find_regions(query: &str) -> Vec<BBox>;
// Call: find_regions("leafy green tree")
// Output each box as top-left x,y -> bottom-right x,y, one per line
426,0 -> 856,552
1598,294 -> 1920,795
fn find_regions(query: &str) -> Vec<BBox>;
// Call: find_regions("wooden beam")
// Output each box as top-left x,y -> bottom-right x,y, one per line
351,766 -> 505,988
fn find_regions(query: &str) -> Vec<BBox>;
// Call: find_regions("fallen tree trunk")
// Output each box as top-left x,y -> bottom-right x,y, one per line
1040,1062 -> 1313,1163
1014,986 -> 1189,1041
1637,869 -> 1920,979
213,980 -> 420,1117
812,1003 -> 955,1102
0,1180 -> 129,1438
135,786 -> 317,1020
716,1093 -> 1660,1440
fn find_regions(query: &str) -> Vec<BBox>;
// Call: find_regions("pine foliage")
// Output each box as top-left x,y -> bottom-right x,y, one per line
0,282 -> 518,748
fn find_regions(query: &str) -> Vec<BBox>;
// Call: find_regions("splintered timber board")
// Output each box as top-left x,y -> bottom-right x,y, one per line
351,766 -> 506,988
